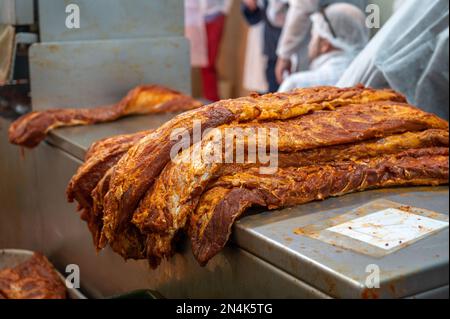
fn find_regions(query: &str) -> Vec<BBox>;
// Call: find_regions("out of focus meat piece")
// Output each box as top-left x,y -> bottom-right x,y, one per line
0,253 -> 67,299
8,85 -> 202,148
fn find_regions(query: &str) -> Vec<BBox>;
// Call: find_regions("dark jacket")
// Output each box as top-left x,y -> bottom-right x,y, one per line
241,1 -> 282,61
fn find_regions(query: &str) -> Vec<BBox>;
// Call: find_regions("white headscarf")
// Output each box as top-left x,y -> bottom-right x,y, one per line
310,3 -> 369,54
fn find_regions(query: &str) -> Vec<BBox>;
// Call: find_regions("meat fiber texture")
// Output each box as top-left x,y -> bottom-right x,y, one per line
8,85 -> 202,148
66,85 -> 449,268
0,253 -> 67,299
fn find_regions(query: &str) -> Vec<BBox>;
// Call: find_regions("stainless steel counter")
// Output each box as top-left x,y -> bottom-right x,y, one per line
235,187 -> 449,298
46,113 -> 178,160
1,115 -> 449,298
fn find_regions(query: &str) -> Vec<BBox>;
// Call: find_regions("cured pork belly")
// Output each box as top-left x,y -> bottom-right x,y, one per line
190,148 -> 449,265
66,86 -> 449,267
103,86 -> 407,245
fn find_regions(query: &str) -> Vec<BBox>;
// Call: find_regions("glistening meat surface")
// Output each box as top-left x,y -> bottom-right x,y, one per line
190,148 -> 449,265
66,131 -> 150,248
67,130 -> 151,209
64,86 -> 449,268
132,102 -> 448,234
135,130 -> 449,265
102,86 -> 406,244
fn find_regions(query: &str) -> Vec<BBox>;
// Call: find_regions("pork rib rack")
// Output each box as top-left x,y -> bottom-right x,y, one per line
67,85 -> 449,268
8,85 -> 202,148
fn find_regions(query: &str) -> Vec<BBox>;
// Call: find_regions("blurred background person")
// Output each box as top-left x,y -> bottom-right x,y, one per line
241,0 -> 288,92
279,2 -> 369,91
275,0 -> 367,85
185,0 -> 233,101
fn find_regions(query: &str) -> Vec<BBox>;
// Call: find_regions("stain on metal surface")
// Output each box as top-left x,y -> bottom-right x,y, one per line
293,199 -> 449,258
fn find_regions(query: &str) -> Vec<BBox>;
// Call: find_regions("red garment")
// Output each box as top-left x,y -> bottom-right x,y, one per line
201,14 -> 226,102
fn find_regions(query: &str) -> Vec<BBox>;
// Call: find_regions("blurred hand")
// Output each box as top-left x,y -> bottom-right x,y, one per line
242,0 -> 258,11
275,58 -> 292,84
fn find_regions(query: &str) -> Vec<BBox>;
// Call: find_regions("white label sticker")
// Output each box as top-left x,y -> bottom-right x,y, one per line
327,208 -> 449,250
